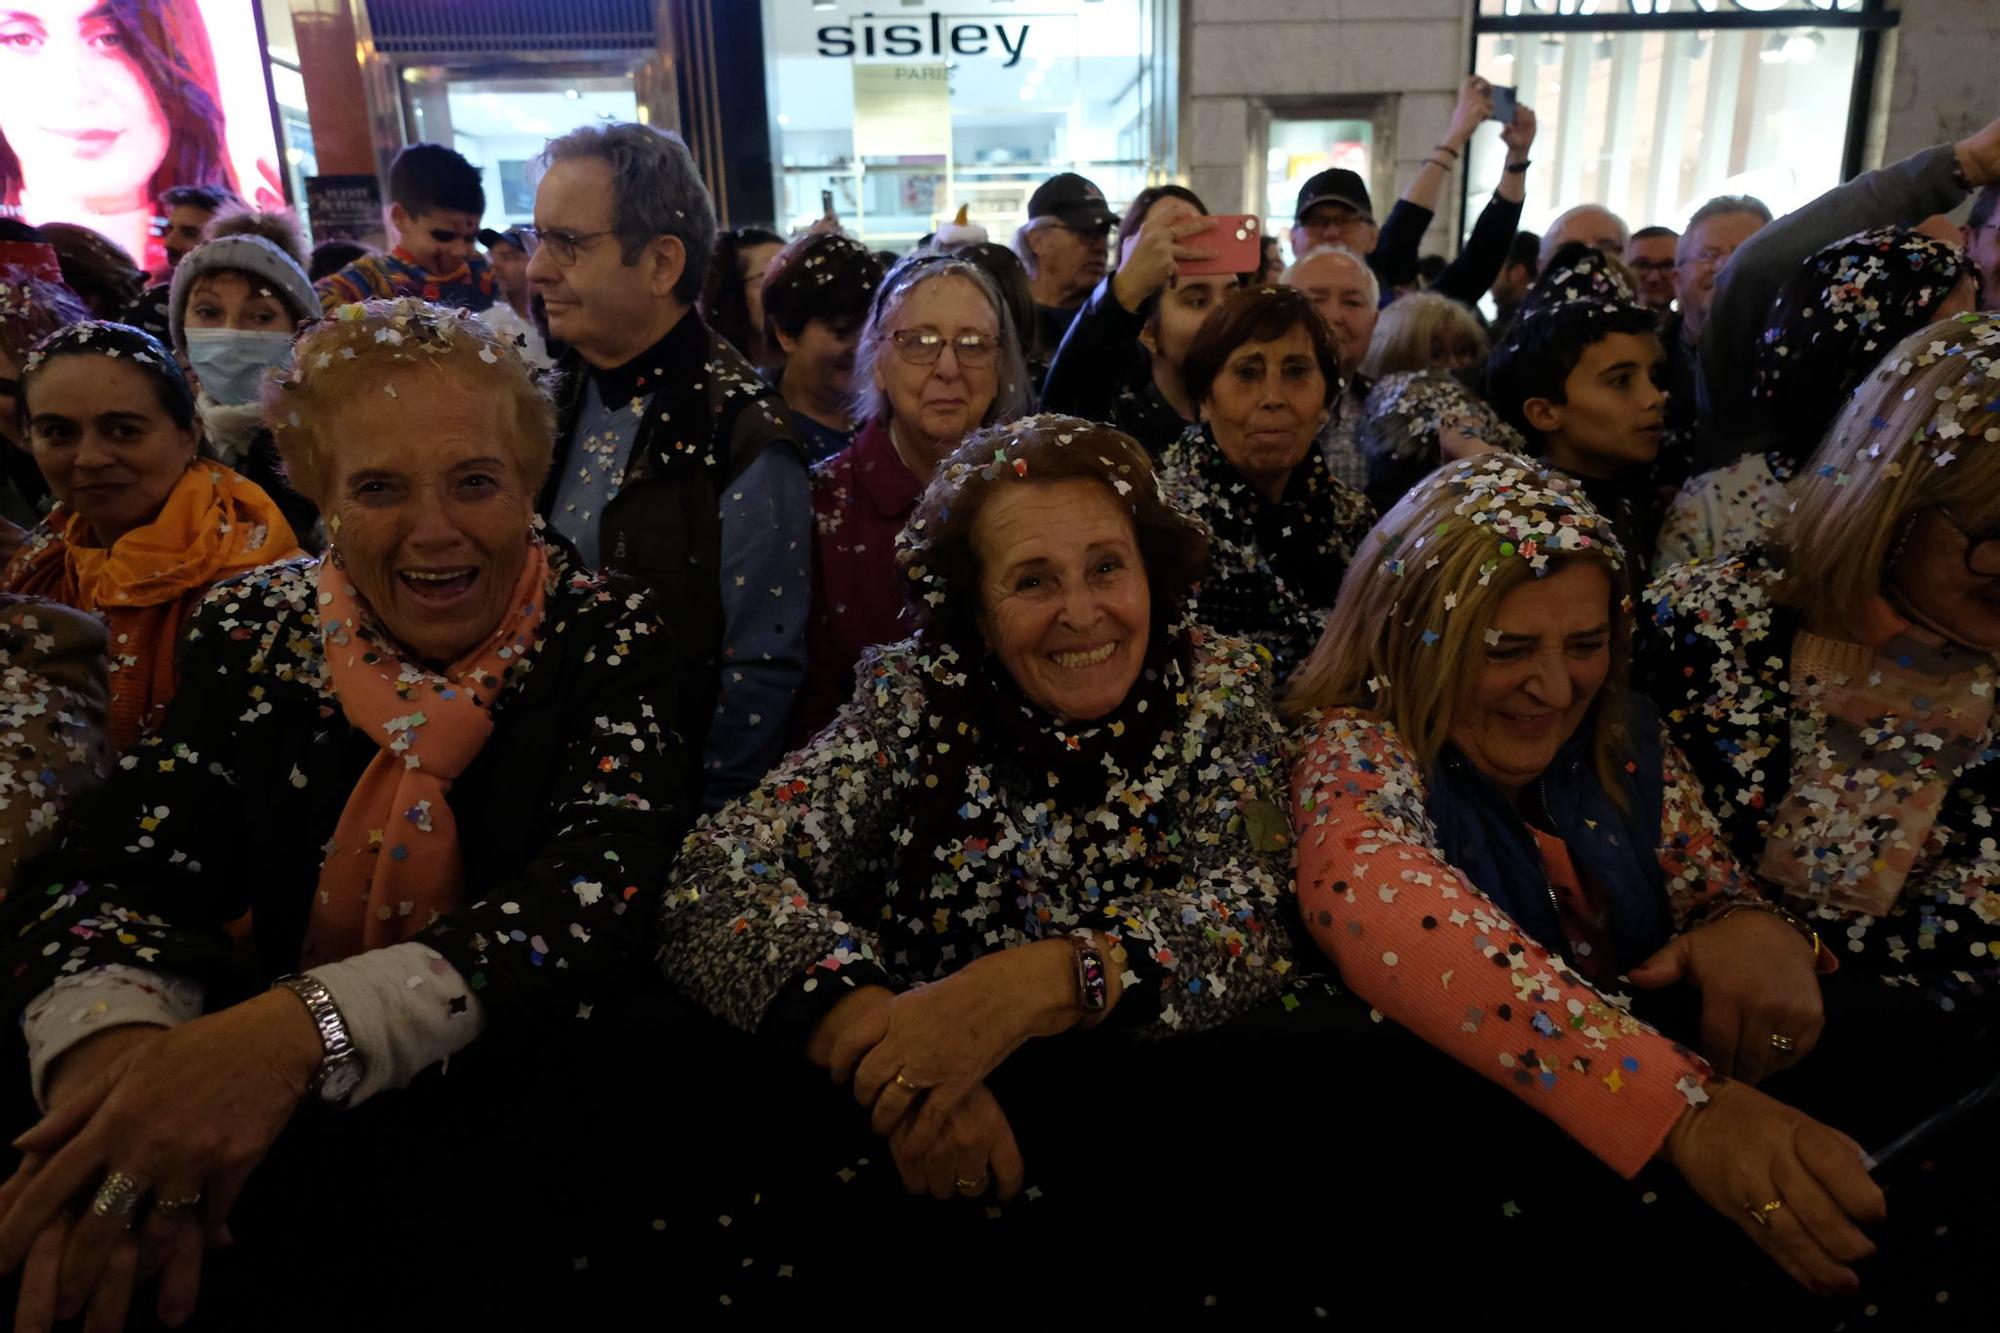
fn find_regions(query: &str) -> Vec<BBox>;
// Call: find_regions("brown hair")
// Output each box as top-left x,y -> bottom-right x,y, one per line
1285,452 -> 1634,799
1776,313 -> 2000,630
263,298 -> 555,506
897,414 -> 1211,647
1179,285 -> 1341,411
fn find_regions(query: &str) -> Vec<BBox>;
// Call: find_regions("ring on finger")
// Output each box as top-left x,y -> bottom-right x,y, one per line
91,1171 -> 145,1226
1744,1197 -> 1784,1227
955,1173 -> 988,1196
1768,1033 -> 1799,1056
893,1072 -> 923,1096
151,1193 -> 203,1221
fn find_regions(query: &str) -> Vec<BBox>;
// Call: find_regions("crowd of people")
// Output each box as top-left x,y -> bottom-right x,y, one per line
0,69 -> 1986,1329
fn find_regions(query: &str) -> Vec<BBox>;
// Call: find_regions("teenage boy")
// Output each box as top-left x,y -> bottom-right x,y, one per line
1487,242 -> 1668,579
315,143 -> 498,313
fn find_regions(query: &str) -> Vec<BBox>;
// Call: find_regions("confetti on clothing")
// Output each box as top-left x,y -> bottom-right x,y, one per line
313,245 -> 499,314
1357,368 -> 1524,512
660,627 -> 1296,1039
1640,550 -> 2000,1000
4,546 -> 692,1072
1289,709 -> 1747,1177
0,596 -> 107,893
1156,423 -> 1376,678
1656,452 -> 1793,570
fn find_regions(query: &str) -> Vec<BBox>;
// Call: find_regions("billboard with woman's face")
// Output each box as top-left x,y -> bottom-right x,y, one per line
0,0 -> 282,274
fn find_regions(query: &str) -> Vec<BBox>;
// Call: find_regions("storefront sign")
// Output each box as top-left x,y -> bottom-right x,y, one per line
304,175 -> 385,243
1487,0 -> 1861,13
817,13 -> 1037,68
852,63 -> 952,157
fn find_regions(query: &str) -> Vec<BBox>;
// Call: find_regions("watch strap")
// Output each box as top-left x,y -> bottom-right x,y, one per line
275,972 -> 361,1104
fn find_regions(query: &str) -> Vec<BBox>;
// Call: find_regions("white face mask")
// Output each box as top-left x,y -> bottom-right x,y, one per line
184,328 -> 295,407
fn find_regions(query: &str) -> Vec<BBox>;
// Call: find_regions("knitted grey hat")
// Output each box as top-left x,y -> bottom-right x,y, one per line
167,235 -> 317,356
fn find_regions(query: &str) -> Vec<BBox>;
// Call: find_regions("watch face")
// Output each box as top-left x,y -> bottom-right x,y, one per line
319,1055 -> 363,1105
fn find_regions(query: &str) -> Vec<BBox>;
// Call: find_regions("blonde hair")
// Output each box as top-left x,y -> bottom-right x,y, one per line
1358,291 -> 1488,380
1285,452 -> 1634,797
1776,314 -> 2000,630
263,298 -> 555,506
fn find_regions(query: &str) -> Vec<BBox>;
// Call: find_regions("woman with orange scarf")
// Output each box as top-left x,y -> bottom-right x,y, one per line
0,321 -> 300,748
0,300 -> 703,1328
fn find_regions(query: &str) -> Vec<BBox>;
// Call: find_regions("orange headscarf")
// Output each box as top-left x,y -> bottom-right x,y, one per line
1,460 -> 301,749
302,540 -> 550,965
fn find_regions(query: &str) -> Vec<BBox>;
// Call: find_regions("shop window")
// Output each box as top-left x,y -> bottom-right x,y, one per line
1264,117 -> 1375,265
762,0 -> 1175,249
1468,18 -> 1865,235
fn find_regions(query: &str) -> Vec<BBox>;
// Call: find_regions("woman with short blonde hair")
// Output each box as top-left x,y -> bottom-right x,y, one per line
1356,290 -> 1488,381
1291,453 -> 1877,1295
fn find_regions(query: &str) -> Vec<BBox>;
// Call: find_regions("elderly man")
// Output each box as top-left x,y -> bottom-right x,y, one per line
1660,196 -> 1772,447
528,122 -> 809,810
1013,171 -> 1116,356
1284,244 -> 1380,491
1538,204 -> 1628,270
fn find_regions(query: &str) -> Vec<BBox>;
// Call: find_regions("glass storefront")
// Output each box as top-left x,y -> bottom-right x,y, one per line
1468,0 -> 1884,235
406,75 -> 639,228
760,0 -> 1177,249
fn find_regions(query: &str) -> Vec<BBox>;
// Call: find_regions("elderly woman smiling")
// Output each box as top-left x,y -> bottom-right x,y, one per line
1156,284 -> 1376,676
665,415 -> 1292,1203
794,251 -> 1027,740
1,322 -> 302,749
0,299 -> 690,1328
1289,454 -> 1881,1296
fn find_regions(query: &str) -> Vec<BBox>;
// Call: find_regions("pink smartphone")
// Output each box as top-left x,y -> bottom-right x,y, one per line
1178,214 -> 1262,276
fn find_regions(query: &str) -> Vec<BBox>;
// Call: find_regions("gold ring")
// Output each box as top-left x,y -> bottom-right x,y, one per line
1746,1198 -> 1784,1227
153,1193 -> 203,1218
955,1174 -> 988,1195
893,1072 -> 922,1095
91,1170 -> 144,1225
1769,1033 -> 1798,1055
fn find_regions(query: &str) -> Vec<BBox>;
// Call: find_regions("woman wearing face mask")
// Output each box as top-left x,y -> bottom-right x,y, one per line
166,232 -> 321,543
1643,315 -> 2000,1142
1290,454 -> 1874,1301
1155,285 -> 1377,676
0,322 -> 301,748
791,252 -> 1027,742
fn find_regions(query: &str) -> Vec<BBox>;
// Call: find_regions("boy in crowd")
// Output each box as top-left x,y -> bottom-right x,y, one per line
315,143 -> 498,313
1486,242 -> 1668,579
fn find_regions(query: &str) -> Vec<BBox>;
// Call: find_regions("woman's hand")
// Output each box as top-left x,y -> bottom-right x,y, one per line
0,991 -> 323,1325
1444,75 -> 1495,152
1111,215 -> 1219,314
825,940 -> 1086,1154
888,1081 -> 1026,1203
1627,907 -> 1823,1083
1663,1079 -> 1885,1295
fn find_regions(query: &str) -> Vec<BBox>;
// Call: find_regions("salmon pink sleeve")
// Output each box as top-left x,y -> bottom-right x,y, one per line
1290,710 -> 1710,1178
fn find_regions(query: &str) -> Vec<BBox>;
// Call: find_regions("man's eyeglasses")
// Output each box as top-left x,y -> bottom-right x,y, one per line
1629,259 -> 1677,274
1299,210 -> 1375,234
1938,506 -> 2000,576
889,329 -> 1000,368
1684,245 -> 1739,270
519,226 -> 616,267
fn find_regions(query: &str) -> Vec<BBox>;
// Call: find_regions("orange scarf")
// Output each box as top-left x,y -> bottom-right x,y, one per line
303,540 -> 550,965
1,460 -> 301,749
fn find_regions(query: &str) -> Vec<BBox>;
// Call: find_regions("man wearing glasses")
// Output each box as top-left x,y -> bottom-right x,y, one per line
527,121 -> 809,812
1013,172 -> 1116,356
1661,196 -> 1772,452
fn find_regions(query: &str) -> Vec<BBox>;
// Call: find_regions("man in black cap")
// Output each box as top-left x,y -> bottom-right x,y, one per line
478,223 -> 549,365
1013,171 -> 1115,354
1290,168 -> 1380,268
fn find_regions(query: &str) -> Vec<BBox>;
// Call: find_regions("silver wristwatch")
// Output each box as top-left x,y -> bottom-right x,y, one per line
274,973 -> 365,1107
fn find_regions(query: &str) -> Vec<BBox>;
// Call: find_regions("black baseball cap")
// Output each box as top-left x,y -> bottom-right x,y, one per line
478,225 -> 532,252
1294,169 -> 1374,223
1026,173 -> 1116,232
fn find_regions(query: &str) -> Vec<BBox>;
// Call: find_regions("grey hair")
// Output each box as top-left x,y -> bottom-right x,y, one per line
1283,243 -> 1381,308
1010,219 -> 1050,278
1678,194 -> 1774,260
540,122 -> 717,304
1358,291 -> 1487,380
851,253 -> 1030,429
1538,205 -> 1630,271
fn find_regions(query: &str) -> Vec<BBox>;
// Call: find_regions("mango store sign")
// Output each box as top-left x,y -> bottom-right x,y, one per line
817,11 -> 1075,70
